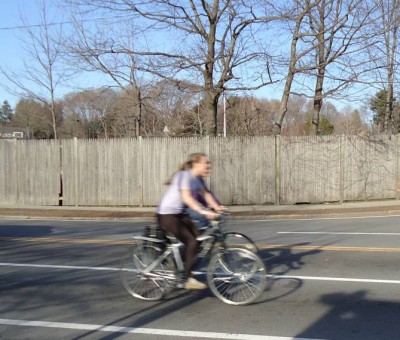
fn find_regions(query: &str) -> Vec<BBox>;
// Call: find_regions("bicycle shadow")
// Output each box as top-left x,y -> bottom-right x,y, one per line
71,289 -> 213,340
72,241 -> 327,338
257,242 -> 324,303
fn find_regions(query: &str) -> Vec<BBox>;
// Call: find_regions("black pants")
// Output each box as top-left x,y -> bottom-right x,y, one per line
157,213 -> 199,278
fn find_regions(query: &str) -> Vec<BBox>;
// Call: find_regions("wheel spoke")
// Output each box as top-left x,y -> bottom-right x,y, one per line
207,248 -> 267,305
120,244 -> 177,301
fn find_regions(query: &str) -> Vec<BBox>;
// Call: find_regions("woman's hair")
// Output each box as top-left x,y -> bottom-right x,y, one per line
178,152 -> 207,171
165,152 -> 207,185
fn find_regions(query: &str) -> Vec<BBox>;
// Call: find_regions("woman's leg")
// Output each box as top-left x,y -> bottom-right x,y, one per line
157,214 -> 199,278
185,207 -> 209,229
179,214 -> 200,277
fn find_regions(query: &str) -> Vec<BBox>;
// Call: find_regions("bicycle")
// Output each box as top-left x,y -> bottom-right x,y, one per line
119,214 -> 267,305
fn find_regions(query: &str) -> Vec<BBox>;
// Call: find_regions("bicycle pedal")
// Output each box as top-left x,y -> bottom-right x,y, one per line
176,282 -> 185,289
196,235 -> 213,242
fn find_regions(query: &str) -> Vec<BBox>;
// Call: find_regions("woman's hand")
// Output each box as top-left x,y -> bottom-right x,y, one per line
214,205 -> 228,214
201,210 -> 219,220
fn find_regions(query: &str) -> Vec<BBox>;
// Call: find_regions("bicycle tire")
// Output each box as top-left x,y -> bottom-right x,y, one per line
119,243 -> 177,301
223,232 -> 259,254
207,248 -> 267,305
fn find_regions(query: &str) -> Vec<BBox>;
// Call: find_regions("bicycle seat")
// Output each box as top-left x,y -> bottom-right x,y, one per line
196,234 -> 213,242
165,233 -> 181,245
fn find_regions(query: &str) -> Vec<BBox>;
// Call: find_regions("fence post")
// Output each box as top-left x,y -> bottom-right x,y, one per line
73,137 -> 79,207
396,134 -> 400,200
13,138 -> 19,205
339,135 -> 345,203
275,134 -> 281,205
206,135 -> 211,191
139,136 -> 143,207
58,140 -> 63,206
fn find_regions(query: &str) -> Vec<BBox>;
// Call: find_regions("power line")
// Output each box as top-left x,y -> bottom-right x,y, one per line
0,22 -> 72,30
0,14 -> 134,31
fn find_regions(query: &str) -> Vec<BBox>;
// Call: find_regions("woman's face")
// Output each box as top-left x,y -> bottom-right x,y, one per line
193,156 -> 210,177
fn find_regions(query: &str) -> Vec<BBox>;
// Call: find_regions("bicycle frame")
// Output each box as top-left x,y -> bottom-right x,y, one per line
132,236 -> 184,278
131,218 -> 226,279
121,213 -> 267,305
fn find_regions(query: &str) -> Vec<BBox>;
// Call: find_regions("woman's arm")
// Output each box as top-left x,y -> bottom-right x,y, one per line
203,191 -> 223,213
181,189 -> 218,219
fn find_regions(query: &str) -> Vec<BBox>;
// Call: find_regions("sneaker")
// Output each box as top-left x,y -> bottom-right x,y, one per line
184,277 -> 207,290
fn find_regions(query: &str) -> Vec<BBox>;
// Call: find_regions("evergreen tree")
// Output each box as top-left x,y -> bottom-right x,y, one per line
305,115 -> 334,135
370,90 -> 389,131
0,100 -> 13,122
318,116 -> 334,135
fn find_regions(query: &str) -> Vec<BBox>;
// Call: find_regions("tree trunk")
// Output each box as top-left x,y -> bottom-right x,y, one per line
273,2 -> 310,135
311,69 -> 325,135
134,87 -> 142,137
204,92 -> 219,136
385,81 -> 394,133
274,71 -> 294,135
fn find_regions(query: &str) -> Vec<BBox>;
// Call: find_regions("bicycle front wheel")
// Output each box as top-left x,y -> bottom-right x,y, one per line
223,232 -> 259,254
120,243 -> 176,301
207,248 -> 267,305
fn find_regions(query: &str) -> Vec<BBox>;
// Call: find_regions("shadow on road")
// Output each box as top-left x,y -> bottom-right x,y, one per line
71,289 -> 212,340
296,290 -> 400,339
257,242 -> 323,303
0,224 -> 53,238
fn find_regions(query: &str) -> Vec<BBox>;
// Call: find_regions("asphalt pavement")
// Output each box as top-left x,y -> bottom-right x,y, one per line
3,217 -> 400,339
2,199 -> 400,220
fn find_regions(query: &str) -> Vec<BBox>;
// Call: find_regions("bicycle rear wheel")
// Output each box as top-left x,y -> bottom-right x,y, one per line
223,232 -> 259,254
120,243 -> 177,301
207,248 -> 267,305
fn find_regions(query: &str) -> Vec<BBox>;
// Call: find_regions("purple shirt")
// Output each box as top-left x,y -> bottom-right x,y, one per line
157,170 -> 207,214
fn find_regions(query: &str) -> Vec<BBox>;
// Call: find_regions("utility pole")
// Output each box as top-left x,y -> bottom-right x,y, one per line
223,92 -> 227,137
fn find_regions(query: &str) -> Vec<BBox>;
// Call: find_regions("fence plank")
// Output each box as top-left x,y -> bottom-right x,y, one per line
1,136 -> 399,206
281,136 -> 342,204
0,140 -> 18,205
141,137 -> 208,206
1,140 -> 60,206
62,138 -> 141,206
343,136 -> 396,201
210,137 -> 275,205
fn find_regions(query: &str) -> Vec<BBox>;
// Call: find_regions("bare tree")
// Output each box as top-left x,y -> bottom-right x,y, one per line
142,79 -> 204,136
305,0 -> 375,135
62,88 -> 120,138
273,0 -> 376,135
366,0 -> 400,133
64,0 -> 278,136
223,95 -> 275,136
13,98 -> 62,139
62,13 -> 149,137
272,0 -> 322,135
281,95 -> 312,136
0,1 -> 66,139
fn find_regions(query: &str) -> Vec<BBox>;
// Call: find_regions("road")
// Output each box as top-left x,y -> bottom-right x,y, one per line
1,215 -> 400,339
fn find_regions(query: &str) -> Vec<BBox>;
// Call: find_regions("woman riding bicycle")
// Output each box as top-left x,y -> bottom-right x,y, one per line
184,159 -> 226,229
157,152 -> 223,290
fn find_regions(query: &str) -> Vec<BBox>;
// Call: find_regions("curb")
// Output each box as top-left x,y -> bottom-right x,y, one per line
2,208 -> 400,221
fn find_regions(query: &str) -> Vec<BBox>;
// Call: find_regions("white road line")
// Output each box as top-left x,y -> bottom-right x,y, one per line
3,213 -> 400,224
267,274 -> 400,284
252,214 -> 400,222
278,231 -> 400,235
0,318 -> 320,340
2,262 -> 400,285
0,262 -> 119,271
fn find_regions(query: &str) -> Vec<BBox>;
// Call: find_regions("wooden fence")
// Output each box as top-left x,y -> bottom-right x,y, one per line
0,135 -> 398,206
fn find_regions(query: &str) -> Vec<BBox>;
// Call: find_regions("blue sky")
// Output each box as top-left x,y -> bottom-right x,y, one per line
0,0 -> 110,108
0,0 -> 362,113
0,0 -> 42,107
0,0 -> 286,110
